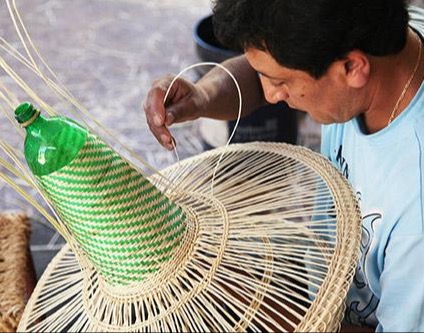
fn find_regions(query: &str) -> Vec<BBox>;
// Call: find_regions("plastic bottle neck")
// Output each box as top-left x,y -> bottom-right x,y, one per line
15,102 -> 42,128
26,113 -> 48,132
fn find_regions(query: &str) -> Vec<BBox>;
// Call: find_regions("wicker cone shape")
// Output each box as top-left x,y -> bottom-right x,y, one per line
35,133 -> 186,286
18,142 -> 361,332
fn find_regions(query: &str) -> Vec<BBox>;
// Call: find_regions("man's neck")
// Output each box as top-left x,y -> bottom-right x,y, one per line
363,28 -> 424,134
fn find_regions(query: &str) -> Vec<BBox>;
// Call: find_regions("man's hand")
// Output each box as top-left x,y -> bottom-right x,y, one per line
143,75 -> 208,150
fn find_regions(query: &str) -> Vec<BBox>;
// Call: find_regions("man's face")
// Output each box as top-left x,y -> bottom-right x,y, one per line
245,48 -> 361,124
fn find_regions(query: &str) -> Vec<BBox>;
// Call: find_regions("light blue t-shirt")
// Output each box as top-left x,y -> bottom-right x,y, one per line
321,6 -> 424,332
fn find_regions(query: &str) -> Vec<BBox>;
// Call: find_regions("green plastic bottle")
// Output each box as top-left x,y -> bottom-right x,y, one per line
15,102 -> 186,286
15,102 -> 88,176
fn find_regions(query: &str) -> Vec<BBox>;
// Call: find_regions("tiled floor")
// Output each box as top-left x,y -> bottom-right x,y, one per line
1,0 -> 422,281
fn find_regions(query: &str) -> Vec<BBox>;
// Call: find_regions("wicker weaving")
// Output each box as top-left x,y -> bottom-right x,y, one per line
1,52 -> 362,333
17,139 -> 361,332
0,2 -> 362,330
0,214 -> 34,333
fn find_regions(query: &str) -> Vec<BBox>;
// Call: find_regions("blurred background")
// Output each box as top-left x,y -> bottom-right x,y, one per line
0,0 -> 423,281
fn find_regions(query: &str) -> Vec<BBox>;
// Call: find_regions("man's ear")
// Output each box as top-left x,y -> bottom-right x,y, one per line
341,50 -> 370,88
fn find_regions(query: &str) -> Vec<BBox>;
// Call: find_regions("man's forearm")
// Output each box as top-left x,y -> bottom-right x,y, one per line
197,55 -> 266,120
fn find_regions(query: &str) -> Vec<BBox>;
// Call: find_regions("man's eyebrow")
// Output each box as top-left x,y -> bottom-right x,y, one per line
256,71 -> 283,80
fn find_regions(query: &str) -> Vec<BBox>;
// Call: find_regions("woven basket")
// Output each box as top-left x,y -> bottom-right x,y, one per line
0,214 -> 34,333
17,142 -> 361,332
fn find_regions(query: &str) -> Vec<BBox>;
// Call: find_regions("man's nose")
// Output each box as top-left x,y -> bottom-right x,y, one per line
262,82 -> 289,104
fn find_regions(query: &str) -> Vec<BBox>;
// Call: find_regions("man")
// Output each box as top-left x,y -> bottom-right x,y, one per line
143,0 -> 424,331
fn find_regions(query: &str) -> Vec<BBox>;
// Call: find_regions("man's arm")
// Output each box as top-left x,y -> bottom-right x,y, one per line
143,55 -> 265,149
374,234 -> 424,332
197,55 -> 266,120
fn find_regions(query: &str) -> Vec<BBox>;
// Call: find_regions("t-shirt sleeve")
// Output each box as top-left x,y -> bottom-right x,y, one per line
376,234 -> 424,332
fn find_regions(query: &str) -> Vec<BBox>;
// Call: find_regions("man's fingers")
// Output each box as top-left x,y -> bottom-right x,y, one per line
144,89 -> 164,120
158,128 -> 175,150
143,92 -> 175,150
165,111 -> 175,127
165,97 -> 198,126
143,75 -> 195,149
148,120 -> 175,150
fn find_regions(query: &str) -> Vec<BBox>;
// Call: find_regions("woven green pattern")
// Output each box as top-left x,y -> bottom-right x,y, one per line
36,133 -> 186,286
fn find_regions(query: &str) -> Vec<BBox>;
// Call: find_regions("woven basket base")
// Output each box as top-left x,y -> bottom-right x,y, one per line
0,214 -> 35,333
18,142 -> 361,332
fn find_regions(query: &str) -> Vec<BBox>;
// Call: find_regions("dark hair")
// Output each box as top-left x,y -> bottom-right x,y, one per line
213,0 -> 410,78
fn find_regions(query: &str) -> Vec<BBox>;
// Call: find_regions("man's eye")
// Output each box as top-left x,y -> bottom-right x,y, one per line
271,80 -> 285,87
